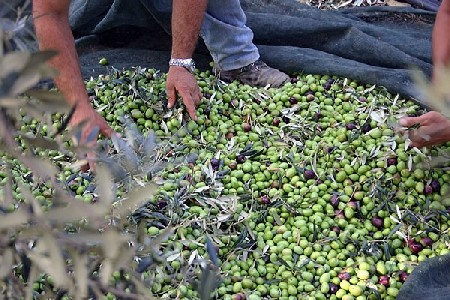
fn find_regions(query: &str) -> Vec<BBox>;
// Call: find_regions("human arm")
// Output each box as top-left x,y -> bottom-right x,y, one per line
398,0 -> 450,147
32,0 -> 114,169
432,0 -> 450,79
165,0 -> 208,121
32,0 -> 113,138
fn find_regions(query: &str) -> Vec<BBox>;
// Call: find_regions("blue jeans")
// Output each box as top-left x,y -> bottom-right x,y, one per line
139,0 -> 260,71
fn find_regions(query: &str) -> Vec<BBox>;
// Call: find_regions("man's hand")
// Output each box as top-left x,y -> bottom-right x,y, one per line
71,102 -> 116,171
166,66 -> 202,121
398,111 -> 450,148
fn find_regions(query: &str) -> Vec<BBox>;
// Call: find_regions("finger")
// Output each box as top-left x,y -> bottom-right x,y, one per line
81,162 -> 89,173
195,89 -> 202,106
184,97 -> 198,121
100,123 -> 114,138
399,116 -> 422,128
167,86 -> 176,109
86,150 -> 96,172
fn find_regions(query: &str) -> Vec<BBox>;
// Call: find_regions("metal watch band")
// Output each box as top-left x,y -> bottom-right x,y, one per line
169,58 -> 195,73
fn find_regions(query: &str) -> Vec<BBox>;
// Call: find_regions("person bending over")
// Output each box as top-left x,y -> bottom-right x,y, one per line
31,0 -> 289,166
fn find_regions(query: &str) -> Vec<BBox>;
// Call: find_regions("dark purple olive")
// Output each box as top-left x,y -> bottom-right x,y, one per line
378,275 -> 390,287
420,236 -> 433,247
236,155 -> 246,164
332,226 -> 341,234
361,122 -> 372,134
289,97 -> 298,105
323,83 -> 332,90
326,146 -> 336,154
407,113 -> 419,117
371,217 -> 383,229
243,123 -> 252,132
203,93 -> 212,99
210,158 -> 220,169
334,210 -> 345,219
304,169 -> 316,180
431,180 -> 441,193
204,107 -> 211,117
282,116 -> 290,123
408,241 -> 423,254
312,112 -> 323,121
359,96 -> 368,102
330,194 -> 340,208
290,77 -> 298,84
399,271 -> 409,283
232,293 -> 246,300
260,195 -> 271,205
387,157 -> 397,166
338,271 -> 351,281
329,283 -> 338,294
157,200 -> 167,210
273,118 -> 281,126
424,185 -> 433,195
346,123 -> 356,130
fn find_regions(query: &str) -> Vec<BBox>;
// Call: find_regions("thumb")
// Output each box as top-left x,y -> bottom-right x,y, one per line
399,115 -> 423,127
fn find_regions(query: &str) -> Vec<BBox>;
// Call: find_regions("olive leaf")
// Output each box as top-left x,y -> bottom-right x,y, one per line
95,163 -> 116,206
0,51 -> 30,79
0,248 -> 13,279
70,250 -> 88,300
24,264 -> 38,300
28,233 -> 72,290
195,264 -> 222,300
0,209 -> 29,229
113,183 -> 159,218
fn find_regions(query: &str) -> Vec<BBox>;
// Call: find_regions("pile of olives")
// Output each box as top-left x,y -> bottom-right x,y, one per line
8,66 -> 450,300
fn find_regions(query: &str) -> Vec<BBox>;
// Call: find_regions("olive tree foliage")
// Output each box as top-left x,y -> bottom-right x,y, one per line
0,2 -> 180,300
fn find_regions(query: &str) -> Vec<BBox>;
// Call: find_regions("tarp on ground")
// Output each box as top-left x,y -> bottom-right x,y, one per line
70,0 -> 436,102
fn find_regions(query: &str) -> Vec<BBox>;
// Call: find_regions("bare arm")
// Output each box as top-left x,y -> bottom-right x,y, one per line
166,0 -> 208,120
171,0 -> 208,58
32,0 -> 90,109
432,0 -> 450,77
32,0 -> 114,170
398,0 -> 450,147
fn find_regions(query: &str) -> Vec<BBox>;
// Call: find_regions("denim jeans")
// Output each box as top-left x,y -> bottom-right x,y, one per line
139,0 -> 260,71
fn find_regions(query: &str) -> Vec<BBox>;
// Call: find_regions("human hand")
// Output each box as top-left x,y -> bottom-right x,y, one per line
70,101 -> 116,171
166,66 -> 202,121
398,111 -> 450,148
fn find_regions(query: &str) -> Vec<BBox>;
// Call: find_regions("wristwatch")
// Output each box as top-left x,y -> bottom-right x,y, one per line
169,58 -> 196,73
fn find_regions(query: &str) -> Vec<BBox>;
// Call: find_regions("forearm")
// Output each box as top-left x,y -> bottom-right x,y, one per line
432,0 -> 450,70
32,0 -> 90,108
171,0 -> 208,58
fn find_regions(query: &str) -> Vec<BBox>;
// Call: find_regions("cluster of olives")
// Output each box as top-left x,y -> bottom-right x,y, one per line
9,66 -> 450,300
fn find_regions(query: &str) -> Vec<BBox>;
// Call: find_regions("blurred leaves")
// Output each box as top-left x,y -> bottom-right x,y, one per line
412,66 -> 450,118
